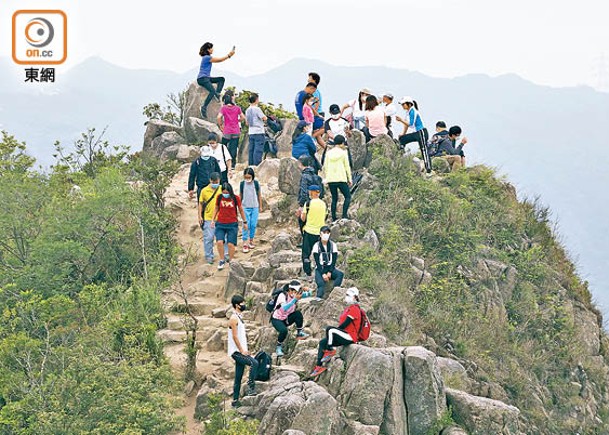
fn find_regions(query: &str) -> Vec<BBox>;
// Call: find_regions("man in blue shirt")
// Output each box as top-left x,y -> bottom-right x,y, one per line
295,82 -> 317,120
295,81 -> 326,148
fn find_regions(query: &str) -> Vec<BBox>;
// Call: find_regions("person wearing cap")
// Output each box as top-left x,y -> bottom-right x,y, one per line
188,144 -> 222,202
363,95 -> 388,142
312,226 -> 344,299
207,133 -> 232,183
322,135 -> 352,221
300,184 -> 327,276
324,104 -> 351,143
245,93 -> 267,166
341,88 -> 372,130
271,280 -> 312,357
428,124 -> 468,171
310,287 -> 363,377
396,97 -> 432,173
292,120 -> 321,173
297,155 -> 324,237
382,93 -> 399,139
217,92 -> 245,169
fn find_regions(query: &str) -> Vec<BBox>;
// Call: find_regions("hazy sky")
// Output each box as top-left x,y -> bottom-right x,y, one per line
1,0 -> 608,89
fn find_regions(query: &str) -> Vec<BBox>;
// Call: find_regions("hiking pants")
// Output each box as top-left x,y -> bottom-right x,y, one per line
242,207 -> 259,242
197,76 -> 225,111
302,231 -> 320,276
399,128 -> 431,173
248,134 -> 265,166
222,134 -> 240,168
231,351 -> 259,401
316,326 -> 354,365
444,155 -> 464,171
315,268 -> 344,298
202,220 -> 215,262
328,182 -> 351,221
271,311 -> 304,344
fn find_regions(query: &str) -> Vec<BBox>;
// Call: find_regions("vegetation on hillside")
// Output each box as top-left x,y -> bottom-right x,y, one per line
0,130 -> 183,433
348,144 -> 609,433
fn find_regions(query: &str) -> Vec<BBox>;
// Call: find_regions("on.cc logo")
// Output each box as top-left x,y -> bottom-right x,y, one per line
25,17 -> 55,48
12,10 -> 67,65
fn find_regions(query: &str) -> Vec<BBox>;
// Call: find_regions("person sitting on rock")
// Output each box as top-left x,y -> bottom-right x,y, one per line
198,172 -> 222,264
300,185 -> 327,277
207,133 -> 232,183
271,280 -> 312,357
292,120 -> 321,173
312,226 -> 344,300
295,81 -> 325,148
211,182 -> 248,270
239,167 -> 263,253
302,93 -> 315,132
341,88 -> 372,130
217,92 -> 245,169
323,135 -> 352,221
363,95 -> 388,143
188,145 -> 222,202
228,294 -> 258,407
296,155 -> 324,238
310,287 -> 362,377
197,42 -> 235,119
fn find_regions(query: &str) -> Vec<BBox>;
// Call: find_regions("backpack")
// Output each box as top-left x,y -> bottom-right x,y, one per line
265,286 -> 288,313
264,135 -> 279,155
239,180 -> 260,201
357,306 -> 371,342
267,115 -> 283,134
254,350 -> 272,381
427,133 -> 450,158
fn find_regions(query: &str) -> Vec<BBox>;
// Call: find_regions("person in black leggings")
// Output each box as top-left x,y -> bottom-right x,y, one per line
396,96 -> 431,174
197,42 -> 235,118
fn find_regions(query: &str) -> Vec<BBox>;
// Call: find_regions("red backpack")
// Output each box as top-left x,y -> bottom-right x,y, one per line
357,306 -> 371,342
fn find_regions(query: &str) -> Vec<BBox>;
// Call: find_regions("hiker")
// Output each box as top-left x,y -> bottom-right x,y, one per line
397,96 -> 431,174
341,88 -> 372,130
188,145 -> 222,201
363,95 -> 388,142
382,93 -> 399,139
300,185 -> 327,276
308,72 -> 323,117
228,294 -> 258,407
239,167 -> 263,253
312,226 -> 344,299
218,93 -> 245,169
211,182 -> 248,270
245,93 -> 267,166
292,120 -> 321,173
429,123 -> 468,171
198,172 -> 222,264
296,155 -> 324,237
295,82 -> 325,147
207,133 -> 232,183
295,82 -> 318,121
324,104 -> 351,143
323,135 -> 352,221
271,280 -> 312,357
197,42 -> 235,118
302,93 -> 315,131
310,287 -> 362,377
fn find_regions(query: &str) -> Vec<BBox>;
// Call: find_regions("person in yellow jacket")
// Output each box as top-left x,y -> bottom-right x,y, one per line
198,172 -> 222,264
322,135 -> 352,221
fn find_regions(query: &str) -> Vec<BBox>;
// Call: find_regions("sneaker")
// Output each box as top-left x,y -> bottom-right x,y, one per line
207,259 -> 214,265
231,400 -> 241,408
248,241 -> 255,248
242,245 -> 250,253
245,384 -> 256,396
295,331 -> 309,340
276,345 -> 284,357
309,365 -> 327,377
321,349 -> 336,363
218,260 -> 226,270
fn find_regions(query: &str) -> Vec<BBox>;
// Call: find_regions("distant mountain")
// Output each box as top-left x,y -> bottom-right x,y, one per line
1,56 -> 608,318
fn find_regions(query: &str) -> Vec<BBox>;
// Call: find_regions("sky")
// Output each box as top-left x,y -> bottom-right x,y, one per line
1,0 -> 608,90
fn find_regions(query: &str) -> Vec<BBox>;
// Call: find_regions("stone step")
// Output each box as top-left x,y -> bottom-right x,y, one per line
257,211 -> 274,229
165,314 -> 266,331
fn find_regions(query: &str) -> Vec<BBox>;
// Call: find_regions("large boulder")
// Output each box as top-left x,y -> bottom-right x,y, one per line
183,81 -> 221,122
276,119 -> 299,158
403,346 -> 447,434
257,158 -> 281,183
446,388 -> 522,435
161,144 -> 199,162
149,131 -> 185,156
224,261 -> 251,299
348,129 -> 368,170
279,158 -> 301,196
143,120 -> 184,151
183,116 -> 223,145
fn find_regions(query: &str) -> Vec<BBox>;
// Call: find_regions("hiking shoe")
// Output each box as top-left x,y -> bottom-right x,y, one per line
321,349 -> 336,363
218,260 -> 226,270
242,245 -> 250,253
245,384 -> 256,396
231,400 -> 241,408
276,345 -> 284,357
309,365 -> 327,377
248,241 -> 255,248
295,331 -> 309,340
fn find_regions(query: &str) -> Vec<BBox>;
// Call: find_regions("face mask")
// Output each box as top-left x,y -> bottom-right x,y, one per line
331,114 -> 340,120
210,183 -> 219,189
222,193 -> 230,198
238,303 -> 247,311
321,233 -> 330,241
201,155 -> 210,160
345,295 -> 355,305
200,147 -> 212,159
245,178 -> 253,183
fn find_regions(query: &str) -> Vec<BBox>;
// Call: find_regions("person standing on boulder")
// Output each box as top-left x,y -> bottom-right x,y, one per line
300,185 -> 327,277
271,280 -> 312,357
197,42 -> 235,119
211,182 -> 248,270
239,167 -> 263,253
245,93 -> 267,166
310,287 -> 362,377
396,96 -> 431,174
207,133 -> 232,183
228,294 -> 258,407
188,145 -> 222,202
217,92 -> 245,168
323,135 -> 352,221
312,226 -> 344,300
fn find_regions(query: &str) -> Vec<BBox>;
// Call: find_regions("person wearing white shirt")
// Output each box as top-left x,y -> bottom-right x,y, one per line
382,93 -> 399,139
207,133 -> 232,183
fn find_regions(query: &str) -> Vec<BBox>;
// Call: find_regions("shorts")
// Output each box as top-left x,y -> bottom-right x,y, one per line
313,116 -> 324,130
215,222 -> 238,245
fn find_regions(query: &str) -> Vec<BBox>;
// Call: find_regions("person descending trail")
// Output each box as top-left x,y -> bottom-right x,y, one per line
296,156 -> 324,241
198,172 -> 222,264
300,185 -> 327,277
188,145 -> 221,202
271,280 -> 312,357
312,226 -> 344,300
197,42 -> 235,119
207,133 -> 232,184
239,167 -> 263,253
218,92 -> 245,169
322,135 -> 352,221
310,287 -> 363,377
211,182 -> 248,270
227,294 -> 258,408
396,96 -> 432,174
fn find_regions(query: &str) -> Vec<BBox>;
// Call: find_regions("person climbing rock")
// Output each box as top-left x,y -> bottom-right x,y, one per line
271,280 -> 312,357
300,184 -> 327,277
322,135 -> 352,221
198,172 -> 222,264
239,167 -> 263,253
228,294 -> 258,407
396,96 -> 431,174
312,226 -> 344,299
211,182 -> 248,270
245,93 -> 267,166
188,145 -> 221,202
197,42 -> 235,119
310,287 -> 362,377
217,92 -> 245,169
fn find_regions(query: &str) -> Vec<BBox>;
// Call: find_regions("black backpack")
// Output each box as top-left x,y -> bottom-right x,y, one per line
267,115 -> 283,134
265,286 -> 288,313
254,351 -> 272,381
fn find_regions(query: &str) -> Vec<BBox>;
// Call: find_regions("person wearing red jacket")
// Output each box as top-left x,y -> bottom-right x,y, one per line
309,287 -> 362,377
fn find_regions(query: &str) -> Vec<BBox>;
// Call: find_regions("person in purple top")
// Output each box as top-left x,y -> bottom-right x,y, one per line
197,42 -> 235,119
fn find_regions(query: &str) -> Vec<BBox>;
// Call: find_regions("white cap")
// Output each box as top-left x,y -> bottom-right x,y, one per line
346,287 -> 359,298
398,96 -> 414,105
200,145 -> 212,157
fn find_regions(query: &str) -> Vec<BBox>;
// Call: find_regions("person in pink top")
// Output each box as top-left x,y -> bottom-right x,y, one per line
302,93 -> 315,133
217,93 -> 245,169
363,95 -> 388,142
270,280 -> 312,357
